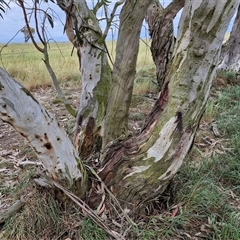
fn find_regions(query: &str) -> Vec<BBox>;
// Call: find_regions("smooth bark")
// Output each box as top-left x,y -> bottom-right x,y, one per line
102,0 -> 154,148
0,68 -> 87,196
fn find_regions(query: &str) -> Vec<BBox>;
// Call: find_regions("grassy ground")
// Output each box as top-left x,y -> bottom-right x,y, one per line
0,40 -> 155,90
0,42 -> 240,239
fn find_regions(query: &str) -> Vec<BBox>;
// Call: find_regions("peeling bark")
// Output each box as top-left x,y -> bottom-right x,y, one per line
146,0 -> 184,89
0,68 -> 87,196
98,0 -> 238,212
219,4 -> 240,72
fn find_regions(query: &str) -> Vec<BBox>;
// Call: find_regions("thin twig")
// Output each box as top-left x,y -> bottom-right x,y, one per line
87,165 -> 137,227
37,174 -> 125,240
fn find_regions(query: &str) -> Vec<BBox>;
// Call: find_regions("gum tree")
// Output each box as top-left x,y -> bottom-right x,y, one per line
219,4 -> 240,72
146,0 -> 184,89
0,0 -> 239,214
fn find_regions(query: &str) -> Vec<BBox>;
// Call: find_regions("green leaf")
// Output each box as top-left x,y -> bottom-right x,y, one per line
46,13 -> 54,28
102,0 -> 111,6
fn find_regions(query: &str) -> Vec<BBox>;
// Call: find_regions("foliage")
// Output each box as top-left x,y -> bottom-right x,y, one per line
20,26 -> 35,43
0,0 -> 9,19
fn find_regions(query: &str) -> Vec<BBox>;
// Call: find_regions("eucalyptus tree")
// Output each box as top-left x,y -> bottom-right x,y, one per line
0,0 -> 239,215
219,4 -> 240,72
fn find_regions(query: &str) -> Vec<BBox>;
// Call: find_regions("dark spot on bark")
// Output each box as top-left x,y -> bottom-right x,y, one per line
80,117 -> 95,158
44,133 -> 48,140
58,122 -> 60,127
77,115 -> 83,127
35,134 -> 40,139
45,110 -> 50,118
85,117 -> 95,136
1,112 -> 7,116
2,104 -> 6,108
0,83 -> 4,90
20,132 -> 27,138
57,137 -> 60,141
175,111 -> 183,132
32,146 -> 41,154
89,74 -> 92,80
166,171 -> 171,176
128,164 -> 132,168
44,142 -> 52,150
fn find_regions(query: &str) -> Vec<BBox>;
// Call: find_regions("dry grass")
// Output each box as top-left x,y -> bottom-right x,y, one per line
0,40 -> 154,90
0,42 -> 80,89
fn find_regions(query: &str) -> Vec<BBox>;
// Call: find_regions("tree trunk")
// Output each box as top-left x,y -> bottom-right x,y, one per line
59,0 -> 112,158
98,0 -> 238,212
0,69 -> 87,197
146,0 -> 184,89
102,0 -> 154,148
218,4 -> 240,72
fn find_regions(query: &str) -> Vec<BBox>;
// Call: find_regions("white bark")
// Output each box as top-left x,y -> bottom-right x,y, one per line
0,68 -> 85,188
59,0 -> 111,154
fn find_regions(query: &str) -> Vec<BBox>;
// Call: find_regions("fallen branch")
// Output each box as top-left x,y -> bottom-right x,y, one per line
34,174 -> 125,240
0,198 -> 25,224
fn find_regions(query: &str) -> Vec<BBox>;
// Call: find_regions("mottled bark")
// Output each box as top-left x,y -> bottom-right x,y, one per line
98,0 -> 238,212
102,0 -> 154,148
146,0 -> 184,89
219,4 -> 240,72
58,0 -> 112,158
0,68 -> 87,197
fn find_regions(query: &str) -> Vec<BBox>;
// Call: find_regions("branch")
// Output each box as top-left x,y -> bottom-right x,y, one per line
36,174 -> 124,240
42,48 -> 77,117
102,0 -> 125,40
164,0 -> 185,19
0,193 -> 33,224
0,200 -> 24,224
92,0 -> 104,15
17,0 -> 44,53
34,0 -> 46,45
18,0 -> 76,117
0,68 -> 86,188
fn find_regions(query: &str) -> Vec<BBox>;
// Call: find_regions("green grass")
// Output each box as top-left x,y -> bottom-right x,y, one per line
165,84 -> 240,239
79,218 -> 107,240
127,83 -> 240,239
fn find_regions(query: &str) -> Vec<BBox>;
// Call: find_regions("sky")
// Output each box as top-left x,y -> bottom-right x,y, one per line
0,0 -> 235,44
